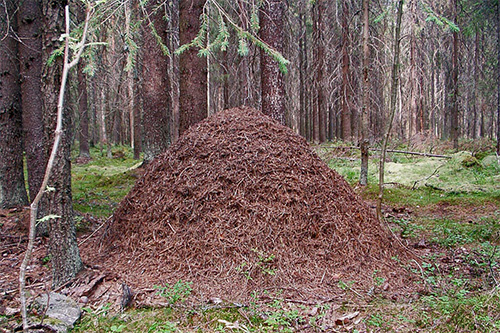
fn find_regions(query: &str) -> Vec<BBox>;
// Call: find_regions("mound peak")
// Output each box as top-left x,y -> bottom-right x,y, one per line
100,106 -> 409,301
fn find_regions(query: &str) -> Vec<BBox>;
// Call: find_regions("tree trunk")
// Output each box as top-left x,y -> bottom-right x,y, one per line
179,0 -> 207,135
133,71 -> 142,161
359,0 -> 370,186
409,0 -> 417,140
78,61 -> 90,158
298,12 -> 305,138
259,0 -> 286,125
142,1 -> 171,164
451,0 -> 459,150
0,0 -> 29,208
341,0 -> 351,140
19,0 -> 46,201
41,0 -> 82,288
168,0 -> 180,142
497,0 -> 500,155
377,0 -> 404,220
312,1 -> 325,142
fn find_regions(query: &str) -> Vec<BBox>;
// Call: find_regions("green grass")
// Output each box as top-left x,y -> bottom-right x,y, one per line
72,300 -> 308,332
71,146 -> 140,218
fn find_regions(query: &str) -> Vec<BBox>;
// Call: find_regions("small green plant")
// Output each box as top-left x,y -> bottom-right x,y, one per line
372,270 -> 386,287
41,255 -> 51,265
392,218 -> 423,239
109,324 -> 126,332
366,313 -> 387,328
252,249 -> 276,276
263,300 -> 303,332
337,280 -> 355,291
236,249 -> 277,279
147,321 -> 177,333
155,280 -> 192,305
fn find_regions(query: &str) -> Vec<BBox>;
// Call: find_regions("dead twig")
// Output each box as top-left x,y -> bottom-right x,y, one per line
412,163 -> 445,190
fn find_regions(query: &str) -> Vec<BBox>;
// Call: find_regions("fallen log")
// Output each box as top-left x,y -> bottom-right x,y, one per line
318,146 -> 451,159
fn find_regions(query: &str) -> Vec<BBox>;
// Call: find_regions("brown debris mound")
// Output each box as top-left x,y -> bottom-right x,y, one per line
100,106 -> 409,301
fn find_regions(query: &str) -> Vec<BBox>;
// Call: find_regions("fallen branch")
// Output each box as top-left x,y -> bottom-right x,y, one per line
320,146 -> 451,159
374,148 -> 451,159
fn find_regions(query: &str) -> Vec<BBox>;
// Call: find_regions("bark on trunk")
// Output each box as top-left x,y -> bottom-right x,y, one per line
359,0 -> 370,186
259,0 -> 286,125
497,0 -> 500,154
19,0 -> 46,201
78,61 -> 90,158
142,1 -> 171,164
312,1 -> 325,142
179,0 -> 207,135
41,0 -> 82,287
0,0 -> 29,208
451,0 -> 459,150
377,0 -> 404,219
341,0 -> 351,140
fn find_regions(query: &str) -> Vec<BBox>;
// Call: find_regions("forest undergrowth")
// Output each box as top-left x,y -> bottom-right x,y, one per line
2,140 -> 500,332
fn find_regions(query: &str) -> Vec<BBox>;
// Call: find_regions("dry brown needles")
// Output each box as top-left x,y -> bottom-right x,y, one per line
99,106 -> 411,302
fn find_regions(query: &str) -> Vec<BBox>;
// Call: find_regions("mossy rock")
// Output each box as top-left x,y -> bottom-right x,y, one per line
473,150 -> 492,161
482,155 -> 499,168
461,155 -> 481,168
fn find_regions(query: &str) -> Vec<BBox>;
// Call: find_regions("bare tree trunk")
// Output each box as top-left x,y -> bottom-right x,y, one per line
169,0 -> 180,142
377,0 -> 404,220
472,30 -> 479,139
341,0 -> 351,140
133,66 -> 142,160
260,0 -> 286,125
497,0 -> 500,155
0,0 -> 29,208
142,1 -> 172,163
451,0 -> 459,150
179,0 -> 207,135
298,12 -> 306,138
125,0 -> 134,149
359,0 -> 370,186
409,0 -> 417,141
142,1 -> 171,162
19,0 -> 46,201
312,1 -> 325,142
78,61 -> 90,158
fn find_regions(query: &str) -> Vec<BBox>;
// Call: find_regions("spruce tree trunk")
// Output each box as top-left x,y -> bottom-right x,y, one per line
359,0 -> 370,186
497,0 -> 500,155
142,1 -> 171,164
78,61 -> 90,159
451,0 -> 459,150
259,0 -> 286,125
41,0 -> 82,288
312,1 -> 325,142
341,0 -> 352,140
0,0 -> 29,208
179,0 -> 207,135
19,0 -> 46,201
377,0 -> 404,219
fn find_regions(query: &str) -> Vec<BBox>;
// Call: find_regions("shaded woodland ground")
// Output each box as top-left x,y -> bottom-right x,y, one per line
1,108 -> 499,332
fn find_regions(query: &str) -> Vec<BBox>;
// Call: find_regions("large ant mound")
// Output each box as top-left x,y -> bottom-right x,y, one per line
102,106 -> 410,301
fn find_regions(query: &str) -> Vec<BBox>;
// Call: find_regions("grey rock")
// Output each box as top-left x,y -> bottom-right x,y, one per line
34,292 -> 81,332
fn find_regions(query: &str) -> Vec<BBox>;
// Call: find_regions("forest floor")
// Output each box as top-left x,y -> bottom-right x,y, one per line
1,138 -> 500,332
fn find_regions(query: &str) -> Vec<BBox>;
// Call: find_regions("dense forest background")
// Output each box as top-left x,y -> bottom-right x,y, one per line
66,0 -> 500,155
